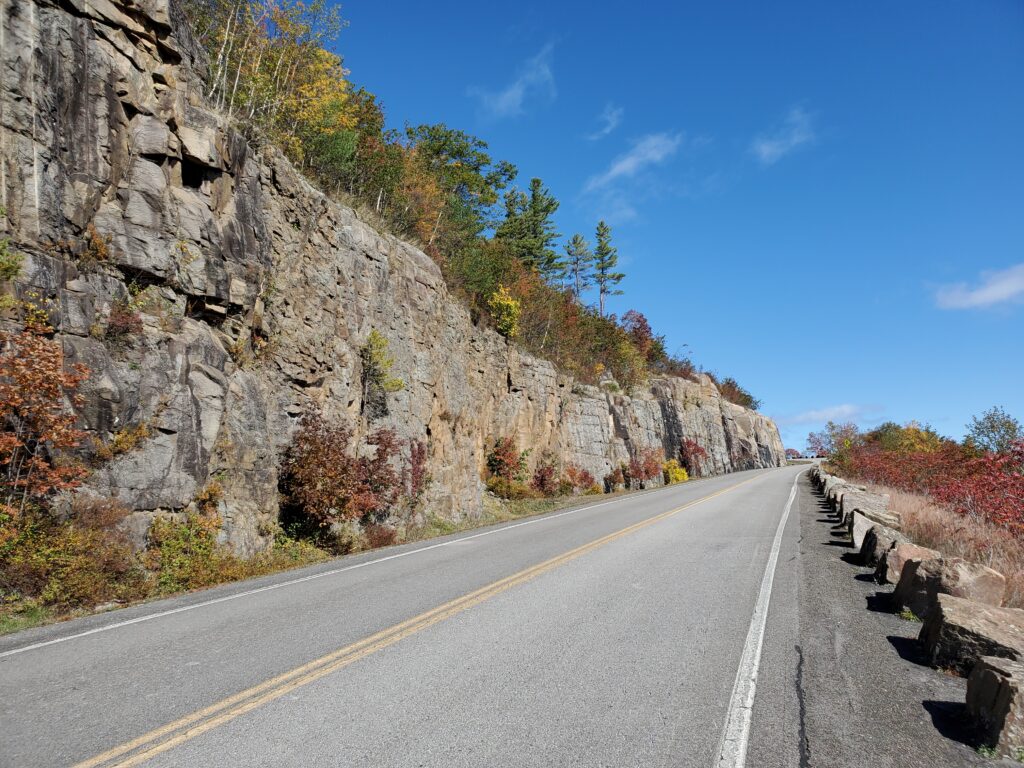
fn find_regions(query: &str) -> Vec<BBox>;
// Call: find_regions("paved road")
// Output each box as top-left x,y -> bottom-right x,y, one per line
0,466 -> 983,767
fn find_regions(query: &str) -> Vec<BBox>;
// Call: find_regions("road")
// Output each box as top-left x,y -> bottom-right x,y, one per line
0,466 -> 986,767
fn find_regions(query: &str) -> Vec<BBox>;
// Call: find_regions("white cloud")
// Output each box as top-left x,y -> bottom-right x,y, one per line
584,132 -> 683,192
934,262 -> 1024,310
468,44 -> 556,120
750,106 -> 815,166
586,103 -> 624,140
776,404 -> 867,426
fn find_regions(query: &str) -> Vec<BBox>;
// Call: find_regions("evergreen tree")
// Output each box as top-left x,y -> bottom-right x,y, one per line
592,220 -> 624,316
495,178 -> 562,278
563,234 -> 593,298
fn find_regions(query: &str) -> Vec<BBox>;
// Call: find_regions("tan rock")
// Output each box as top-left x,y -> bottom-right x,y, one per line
967,655 -> 1024,758
920,594 -> 1024,676
876,542 -> 940,584
895,557 -> 1006,620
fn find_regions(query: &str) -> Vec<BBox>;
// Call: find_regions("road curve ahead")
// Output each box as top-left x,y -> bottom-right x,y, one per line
1,466 -> 807,768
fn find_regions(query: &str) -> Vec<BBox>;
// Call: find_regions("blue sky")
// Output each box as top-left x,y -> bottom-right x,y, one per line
331,0 -> 1024,450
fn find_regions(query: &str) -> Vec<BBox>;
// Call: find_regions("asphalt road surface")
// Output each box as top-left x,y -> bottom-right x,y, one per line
0,466 -> 988,767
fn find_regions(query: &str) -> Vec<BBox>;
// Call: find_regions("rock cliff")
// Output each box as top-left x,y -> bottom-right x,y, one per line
0,0 -> 785,554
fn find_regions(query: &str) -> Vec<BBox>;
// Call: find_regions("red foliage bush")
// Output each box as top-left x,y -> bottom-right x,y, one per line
603,466 -> 625,492
105,298 -> 142,344
530,456 -> 559,496
563,463 -> 596,493
282,412 -> 404,527
842,438 -> 1024,537
679,439 -> 708,478
0,321 -> 89,517
408,439 -> 429,500
931,441 -> 1024,535
486,436 -> 527,482
364,523 -> 398,548
627,447 -> 663,489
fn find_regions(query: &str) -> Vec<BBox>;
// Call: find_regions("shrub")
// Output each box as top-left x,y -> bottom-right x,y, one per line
0,233 -> 22,282
79,224 -> 111,270
487,284 -> 521,339
603,466 -> 625,493
530,455 -> 559,496
563,463 -> 596,494
486,476 -> 537,500
0,497 -> 143,611
360,330 -> 404,419
364,523 -> 398,548
679,438 -> 709,478
486,436 -> 528,482
712,375 -> 760,410
627,447 -> 663,489
282,412 -> 405,527
105,297 -> 143,345
662,459 -> 688,485
94,421 -> 151,462
0,320 -> 89,517
407,439 -> 430,501
144,510 -> 224,594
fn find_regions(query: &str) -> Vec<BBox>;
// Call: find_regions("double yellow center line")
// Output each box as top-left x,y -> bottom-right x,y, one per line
74,474 -> 759,767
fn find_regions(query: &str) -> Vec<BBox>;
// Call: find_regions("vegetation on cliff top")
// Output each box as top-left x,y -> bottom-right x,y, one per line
180,0 -> 759,404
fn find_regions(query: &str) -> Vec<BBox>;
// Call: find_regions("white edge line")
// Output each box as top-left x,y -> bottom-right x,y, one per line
715,469 -> 804,768
0,473 -> 761,660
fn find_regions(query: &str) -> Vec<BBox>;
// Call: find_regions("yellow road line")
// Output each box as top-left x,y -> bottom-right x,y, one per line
73,473 -> 762,768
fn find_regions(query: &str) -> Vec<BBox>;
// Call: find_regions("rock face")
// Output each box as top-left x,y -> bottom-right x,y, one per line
920,594 -> 1024,676
967,655 -> 1024,757
0,0 -> 785,554
894,557 -> 1006,620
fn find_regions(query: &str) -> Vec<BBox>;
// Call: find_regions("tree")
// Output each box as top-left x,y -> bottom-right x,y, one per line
806,421 -> 861,462
563,234 -> 593,298
404,124 -> 516,251
495,178 -> 562,278
966,406 -> 1022,455
592,220 -> 624,316
621,310 -> 656,360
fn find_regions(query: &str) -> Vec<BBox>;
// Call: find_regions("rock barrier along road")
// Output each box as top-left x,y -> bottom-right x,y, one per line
2,465 -> 979,767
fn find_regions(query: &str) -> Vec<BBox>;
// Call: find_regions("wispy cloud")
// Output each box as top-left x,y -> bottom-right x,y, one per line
776,404 -> 870,427
750,106 -> 815,166
584,132 -> 683,192
586,103 -> 623,140
468,44 -> 556,120
934,262 -> 1024,310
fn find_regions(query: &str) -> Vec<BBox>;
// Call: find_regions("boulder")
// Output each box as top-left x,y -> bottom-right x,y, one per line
841,489 -> 891,524
919,594 -> 1024,675
967,655 -> 1024,758
849,508 -> 902,550
859,523 -> 909,568
894,556 -> 1006,620
875,542 -> 940,584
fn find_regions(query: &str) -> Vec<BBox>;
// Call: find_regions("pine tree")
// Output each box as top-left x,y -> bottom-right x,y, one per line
563,234 -> 593,298
592,220 -> 624,316
495,177 -> 561,278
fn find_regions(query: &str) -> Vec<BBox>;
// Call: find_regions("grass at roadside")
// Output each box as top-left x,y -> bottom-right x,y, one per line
868,484 -> 1024,609
1,484 -> 666,637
